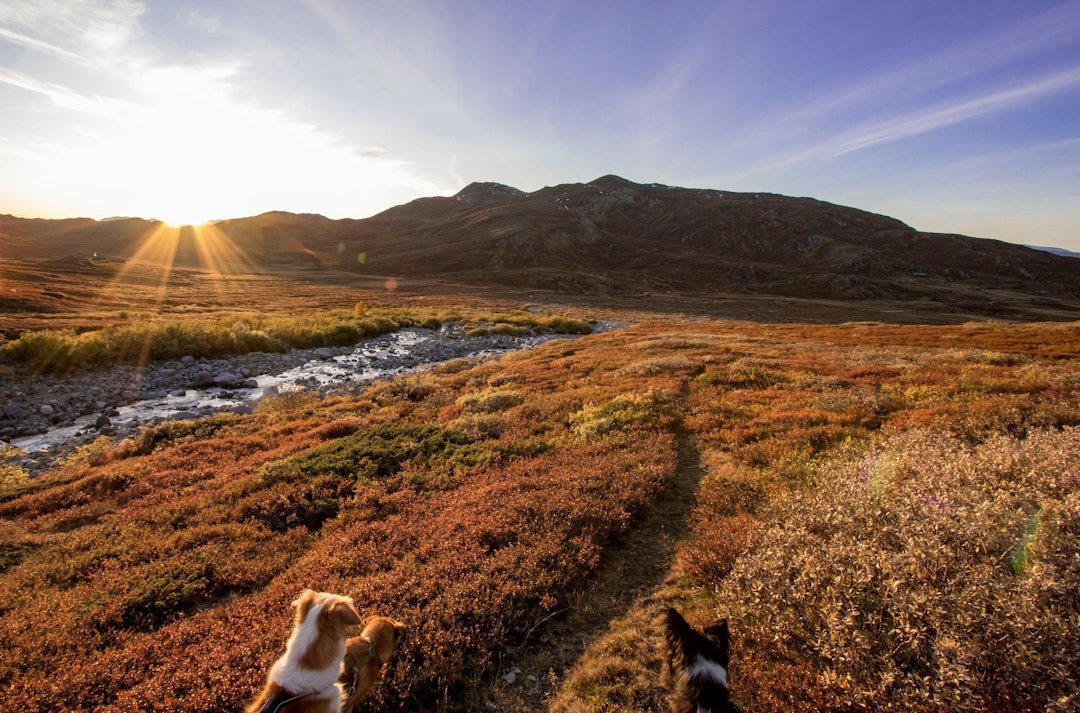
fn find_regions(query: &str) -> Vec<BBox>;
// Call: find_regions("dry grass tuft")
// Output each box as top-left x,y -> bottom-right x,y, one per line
717,427 -> 1080,711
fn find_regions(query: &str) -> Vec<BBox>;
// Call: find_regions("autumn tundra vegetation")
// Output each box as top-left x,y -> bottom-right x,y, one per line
0,308 -> 1078,712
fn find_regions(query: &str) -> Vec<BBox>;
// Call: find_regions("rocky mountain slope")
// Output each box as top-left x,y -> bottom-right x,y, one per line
4,175 -> 1080,314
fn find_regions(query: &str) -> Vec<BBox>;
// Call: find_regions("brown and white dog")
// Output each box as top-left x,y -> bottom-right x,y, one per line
339,615 -> 407,713
663,607 -> 741,713
246,589 -> 362,713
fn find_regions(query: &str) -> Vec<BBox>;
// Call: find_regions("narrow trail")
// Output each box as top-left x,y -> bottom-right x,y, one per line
478,432 -> 710,712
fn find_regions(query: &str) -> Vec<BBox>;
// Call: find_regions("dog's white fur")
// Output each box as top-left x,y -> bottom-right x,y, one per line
688,655 -> 729,690
270,600 -> 344,703
247,590 -> 361,713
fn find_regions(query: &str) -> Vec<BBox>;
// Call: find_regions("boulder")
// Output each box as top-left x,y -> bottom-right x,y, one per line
213,372 -> 242,387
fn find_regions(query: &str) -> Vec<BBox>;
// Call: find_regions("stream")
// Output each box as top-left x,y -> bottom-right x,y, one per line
3,323 -> 587,473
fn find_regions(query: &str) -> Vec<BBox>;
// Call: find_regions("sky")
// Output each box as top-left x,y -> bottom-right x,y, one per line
1,1 -> 1078,251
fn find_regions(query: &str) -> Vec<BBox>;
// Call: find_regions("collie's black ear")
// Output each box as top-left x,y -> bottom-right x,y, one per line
703,618 -> 731,666
703,618 -> 729,644
665,607 -> 690,636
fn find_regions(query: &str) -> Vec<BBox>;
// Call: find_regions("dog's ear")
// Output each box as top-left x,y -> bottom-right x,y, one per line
291,589 -> 319,625
703,618 -> 731,666
292,588 -> 317,609
330,598 -> 363,628
703,618 -> 729,644
664,607 -> 692,646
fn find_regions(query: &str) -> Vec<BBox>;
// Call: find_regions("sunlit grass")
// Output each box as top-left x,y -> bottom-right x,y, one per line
714,428 -> 1080,711
0,308 -> 593,373
0,319 -> 1077,711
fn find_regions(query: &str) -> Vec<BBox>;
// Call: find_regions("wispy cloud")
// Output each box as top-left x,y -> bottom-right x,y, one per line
772,0 -> 1080,131
0,135 -> 30,156
0,66 -> 133,120
176,7 -> 222,34
0,0 -> 145,53
765,64 -> 1080,170
0,26 -> 80,59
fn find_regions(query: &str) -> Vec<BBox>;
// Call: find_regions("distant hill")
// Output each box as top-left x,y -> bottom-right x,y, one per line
4,176 -> 1080,318
1027,245 -> 1080,259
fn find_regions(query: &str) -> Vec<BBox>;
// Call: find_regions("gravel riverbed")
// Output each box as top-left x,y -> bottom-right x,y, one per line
1,323 -> 586,474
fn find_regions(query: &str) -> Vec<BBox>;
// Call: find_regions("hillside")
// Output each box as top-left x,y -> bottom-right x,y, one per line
2,318 -> 1078,711
4,176 -> 1080,321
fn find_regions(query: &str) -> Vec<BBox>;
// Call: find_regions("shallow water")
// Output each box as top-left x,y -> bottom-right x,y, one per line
12,326 -> 560,456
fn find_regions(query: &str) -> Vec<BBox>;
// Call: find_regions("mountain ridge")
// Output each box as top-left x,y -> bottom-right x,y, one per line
4,176 -> 1080,319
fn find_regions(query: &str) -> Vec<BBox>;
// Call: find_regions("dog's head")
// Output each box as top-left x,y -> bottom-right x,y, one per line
664,608 -> 739,713
292,588 -> 363,638
360,615 -> 407,665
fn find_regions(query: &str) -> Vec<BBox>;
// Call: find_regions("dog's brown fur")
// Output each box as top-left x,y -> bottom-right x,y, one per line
246,590 -> 362,713
339,616 -> 406,713
663,607 -> 740,713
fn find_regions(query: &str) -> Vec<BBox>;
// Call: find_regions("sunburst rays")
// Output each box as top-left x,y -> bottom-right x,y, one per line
92,221 -> 262,370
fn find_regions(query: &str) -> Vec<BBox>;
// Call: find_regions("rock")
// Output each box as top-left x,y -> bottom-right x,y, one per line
95,415 -> 112,429
195,372 -> 216,388
239,378 -> 259,389
314,347 -> 336,360
181,355 -> 196,364
213,372 -> 241,387
3,403 -> 21,419
40,404 -> 55,416
121,390 -> 135,401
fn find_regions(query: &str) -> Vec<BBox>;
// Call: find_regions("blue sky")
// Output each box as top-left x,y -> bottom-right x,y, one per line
1,1 -> 1078,250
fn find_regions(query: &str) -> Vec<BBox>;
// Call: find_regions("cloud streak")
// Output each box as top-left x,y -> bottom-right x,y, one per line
814,64 -> 1080,162
769,1 -> 1080,132
0,27 -> 79,59
0,0 -> 145,53
0,66 -> 133,120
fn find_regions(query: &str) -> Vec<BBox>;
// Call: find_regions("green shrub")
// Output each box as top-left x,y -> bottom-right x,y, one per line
456,389 -> 524,414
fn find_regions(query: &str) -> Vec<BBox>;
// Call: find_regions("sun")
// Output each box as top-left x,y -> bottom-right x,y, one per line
155,209 -> 213,229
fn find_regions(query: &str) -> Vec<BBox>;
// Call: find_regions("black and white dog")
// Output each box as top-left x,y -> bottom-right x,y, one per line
663,608 -> 741,713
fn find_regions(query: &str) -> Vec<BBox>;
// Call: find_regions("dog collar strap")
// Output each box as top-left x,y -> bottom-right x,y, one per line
343,636 -> 379,698
258,691 -> 310,713
358,634 -> 379,666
